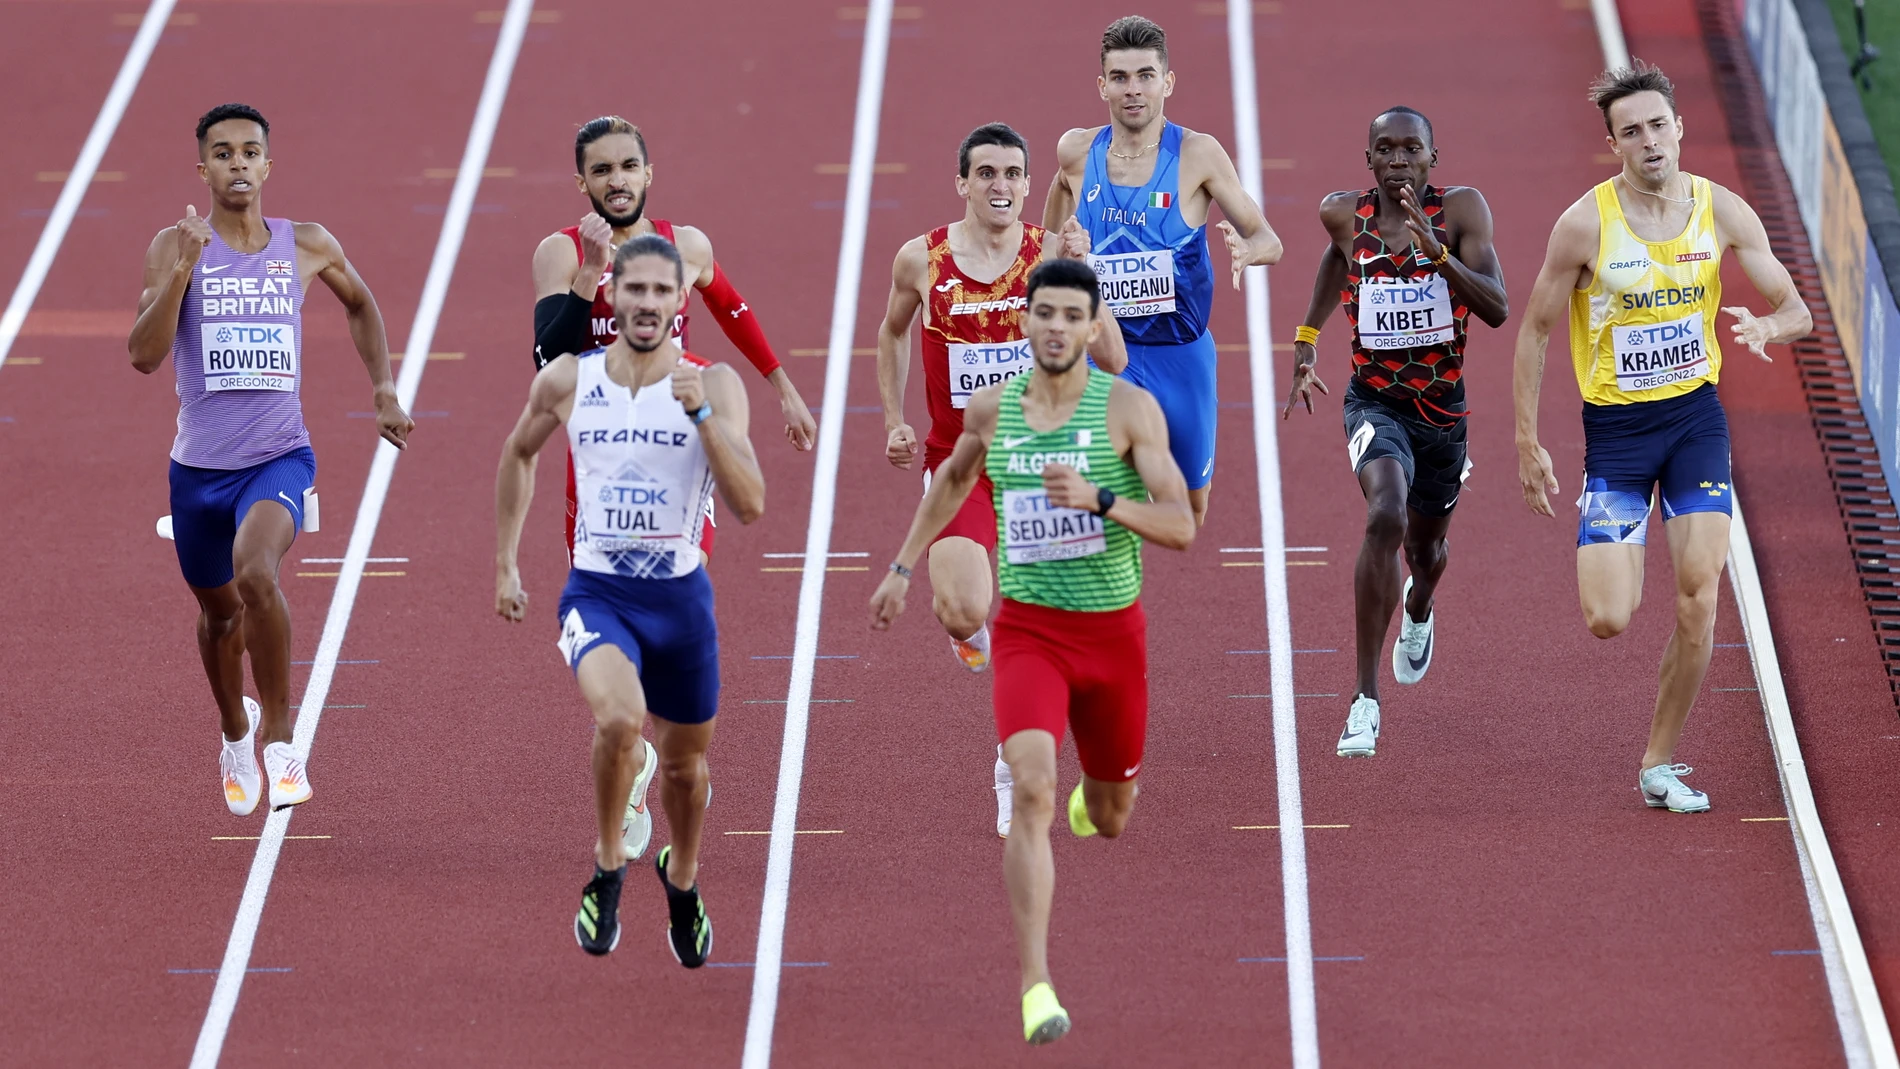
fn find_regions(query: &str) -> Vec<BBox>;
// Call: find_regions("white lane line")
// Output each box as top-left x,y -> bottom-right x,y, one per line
185,1 -> 537,1063
1229,2 -> 1317,1067
1587,4 -> 1892,1065
0,0 -> 176,373
740,1 -> 893,1065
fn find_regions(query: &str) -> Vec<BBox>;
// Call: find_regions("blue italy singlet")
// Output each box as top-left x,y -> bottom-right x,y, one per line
1077,122 -> 1214,346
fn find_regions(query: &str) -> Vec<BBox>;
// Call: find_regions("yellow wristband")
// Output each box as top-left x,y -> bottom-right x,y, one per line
1294,325 -> 1321,346
1430,243 -> 1452,266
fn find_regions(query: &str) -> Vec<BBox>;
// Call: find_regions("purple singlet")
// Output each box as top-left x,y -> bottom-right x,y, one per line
170,218 -> 309,468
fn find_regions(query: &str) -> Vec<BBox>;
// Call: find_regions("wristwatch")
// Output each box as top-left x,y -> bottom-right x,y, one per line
689,402 -> 714,425
1095,486 -> 1117,516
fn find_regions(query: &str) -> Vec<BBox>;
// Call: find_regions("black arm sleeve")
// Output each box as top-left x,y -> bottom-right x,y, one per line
533,292 -> 594,369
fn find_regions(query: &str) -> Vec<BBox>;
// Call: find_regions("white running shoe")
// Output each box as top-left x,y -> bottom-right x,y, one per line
1337,695 -> 1380,758
1391,576 -> 1435,685
951,634 -> 989,672
994,745 -> 1013,838
621,738 -> 660,859
219,697 -> 263,816
1640,763 -> 1710,813
263,741 -> 313,810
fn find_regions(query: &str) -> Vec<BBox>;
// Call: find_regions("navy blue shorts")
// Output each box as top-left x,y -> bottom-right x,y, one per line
1119,330 -> 1217,490
168,446 -> 316,589
556,566 -> 720,724
1341,381 -> 1470,517
1577,382 -> 1731,547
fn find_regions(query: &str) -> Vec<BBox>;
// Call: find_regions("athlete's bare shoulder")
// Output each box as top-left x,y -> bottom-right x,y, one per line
1107,375 -> 1164,419
1318,190 -> 1360,234
530,350 -> 581,412
1704,179 -> 1764,241
892,233 -> 930,290
669,222 -> 715,263
292,220 -> 342,259
1055,126 -> 1104,171
1437,185 -> 1495,225
1176,127 -> 1233,163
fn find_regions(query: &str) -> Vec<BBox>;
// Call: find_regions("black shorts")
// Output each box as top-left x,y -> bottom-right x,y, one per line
1340,380 -> 1470,517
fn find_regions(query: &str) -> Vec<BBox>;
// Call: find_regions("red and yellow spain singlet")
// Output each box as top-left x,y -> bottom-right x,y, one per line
921,222 -> 1044,454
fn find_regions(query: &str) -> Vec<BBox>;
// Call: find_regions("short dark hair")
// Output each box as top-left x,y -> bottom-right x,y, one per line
1101,15 -> 1167,69
958,123 -> 1029,178
575,116 -> 647,174
1025,259 -> 1100,316
1589,61 -> 1677,133
196,103 -> 269,148
611,233 -> 684,286
1370,106 -> 1433,146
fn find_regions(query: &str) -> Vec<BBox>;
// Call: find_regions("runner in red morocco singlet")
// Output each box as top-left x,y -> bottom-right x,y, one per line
532,116 -> 817,557
876,122 -> 1123,838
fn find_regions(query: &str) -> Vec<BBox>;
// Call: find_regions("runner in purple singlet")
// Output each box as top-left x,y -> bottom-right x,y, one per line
128,103 -> 414,816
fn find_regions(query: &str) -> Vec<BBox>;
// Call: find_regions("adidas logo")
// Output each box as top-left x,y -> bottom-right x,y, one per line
578,384 -> 609,408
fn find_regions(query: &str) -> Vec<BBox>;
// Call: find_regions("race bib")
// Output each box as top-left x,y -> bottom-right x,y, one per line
1613,313 -> 1710,393
581,478 -> 681,552
1089,250 -> 1177,319
201,322 -> 296,392
1356,278 -> 1454,350
1002,488 -> 1106,565
948,339 -> 1034,408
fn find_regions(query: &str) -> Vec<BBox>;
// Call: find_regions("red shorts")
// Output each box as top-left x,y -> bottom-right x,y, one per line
923,444 -> 996,552
991,598 -> 1148,782
564,447 -> 716,559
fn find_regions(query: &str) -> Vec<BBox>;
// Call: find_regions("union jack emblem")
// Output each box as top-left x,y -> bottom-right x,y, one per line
266,259 -> 293,276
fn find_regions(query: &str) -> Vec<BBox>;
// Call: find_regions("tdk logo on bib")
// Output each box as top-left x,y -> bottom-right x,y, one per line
949,339 -> 1033,409
202,322 -> 296,392
1613,312 -> 1708,392
1356,278 -> 1453,350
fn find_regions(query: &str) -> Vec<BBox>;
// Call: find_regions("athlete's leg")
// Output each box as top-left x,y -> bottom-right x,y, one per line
928,536 -> 992,640
1577,543 -> 1646,638
575,643 -> 651,871
189,583 -> 250,741
1353,458 -> 1408,701
1401,508 -> 1452,621
1078,777 -> 1138,838
230,500 -> 298,746
652,717 -> 715,890
1644,512 -> 1728,767
1002,727 -> 1059,993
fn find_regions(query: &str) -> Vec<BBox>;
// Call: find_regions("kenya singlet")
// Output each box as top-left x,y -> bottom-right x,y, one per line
1342,185 -> 1471,421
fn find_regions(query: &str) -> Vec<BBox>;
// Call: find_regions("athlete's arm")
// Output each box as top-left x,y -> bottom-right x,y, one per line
128,209 -> 210,373
495,356 -> 579,621
1512,197 -> 1598,517
1036,223 -> 1127,373
1284,194 -> 1354,418
1423,186 -> 1509,328
299,222 -> 412,449
1039,128 -> 1094,235
676,225 -> 816,451
1184,132 -> 1285,288
531,227 -> 602,369
869,387 -> 1000,630
678,361 -> 765,524
877,237 -> 929,469
1712,183 -> 1813,358
1051,380 -> 1193,551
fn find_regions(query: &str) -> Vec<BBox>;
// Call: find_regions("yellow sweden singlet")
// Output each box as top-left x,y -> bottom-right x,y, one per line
1569,174 -> 1724,405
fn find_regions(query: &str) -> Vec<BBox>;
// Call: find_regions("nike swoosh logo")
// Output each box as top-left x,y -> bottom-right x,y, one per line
202,264 -> 232,273
1406,632 -> 1431,672
1002,435 -> 1035,449
1123,765 -> 1140,778
278,491 -> 297,509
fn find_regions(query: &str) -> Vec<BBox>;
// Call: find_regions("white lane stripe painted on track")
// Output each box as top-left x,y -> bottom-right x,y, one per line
1588,3 -> 1892,1065
740,2 -> 893,1065
186,1 -> 537,1064
0,0 -> 176,373
1228,2 -> 1319,1066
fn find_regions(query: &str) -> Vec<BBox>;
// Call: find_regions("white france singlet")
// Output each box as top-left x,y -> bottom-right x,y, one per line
567,349 -> 716,579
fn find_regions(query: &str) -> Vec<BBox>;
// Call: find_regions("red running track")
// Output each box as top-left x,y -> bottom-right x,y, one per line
0,0 -> 1886,1064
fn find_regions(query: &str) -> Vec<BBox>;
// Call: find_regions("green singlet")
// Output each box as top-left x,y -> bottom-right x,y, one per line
985,368 -> 1148,612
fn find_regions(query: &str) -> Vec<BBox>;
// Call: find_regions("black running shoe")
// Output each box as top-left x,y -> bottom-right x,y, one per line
656,845 -> 712,967
575,864 -> 625,956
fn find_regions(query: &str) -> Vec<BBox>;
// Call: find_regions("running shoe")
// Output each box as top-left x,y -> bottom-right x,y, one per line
995,746 -> 1013,839
620,738 -> 660,860
1021,981 -> 1071,1046
1391,576 -> 1435,685
656,845 -> 712,967
1640,763 -> 1711,813
951,635 -> 989,672
219,697 -> 263,816
1336,695 -> 1380,758
1067,782 -> 1097,838
262,740 -> 313,810
575,864 -> 625,955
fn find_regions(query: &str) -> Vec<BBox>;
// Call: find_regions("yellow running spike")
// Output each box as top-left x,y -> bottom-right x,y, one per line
1067,782 -> 1098,838
1022,982 -> 1070,1045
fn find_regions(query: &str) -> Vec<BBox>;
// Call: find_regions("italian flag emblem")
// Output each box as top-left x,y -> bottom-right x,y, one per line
1148,192 -> 1172,208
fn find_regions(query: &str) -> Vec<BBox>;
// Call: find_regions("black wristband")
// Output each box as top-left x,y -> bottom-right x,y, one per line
532,291 -> 594,369
1095,487 -> 1117,516
889,561 -> 913,579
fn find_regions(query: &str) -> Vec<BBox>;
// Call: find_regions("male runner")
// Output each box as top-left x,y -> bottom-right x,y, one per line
1044,14 -> 1283,525
1282,107 -> 1509,757
876,122 -> 1123,838
497,235 -> 763,961
128,103 -> 413,816
870,259 -> 1194,1045
1512,65 -> 1810,811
